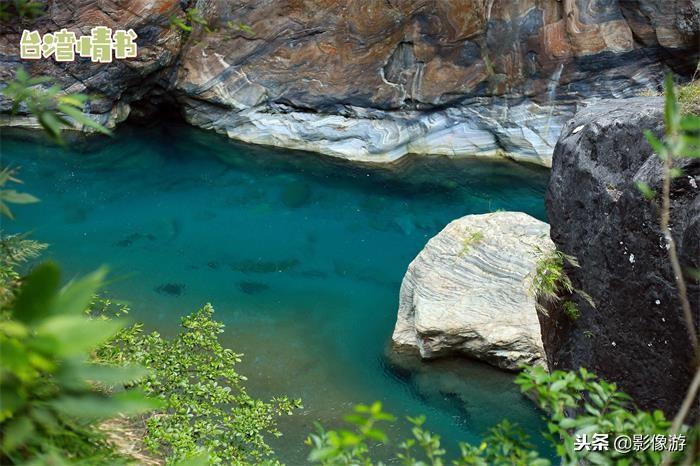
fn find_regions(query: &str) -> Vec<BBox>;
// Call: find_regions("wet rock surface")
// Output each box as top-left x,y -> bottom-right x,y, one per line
1,1 -> 699,164
542,97 -> 700,419
392,212 -> 553,371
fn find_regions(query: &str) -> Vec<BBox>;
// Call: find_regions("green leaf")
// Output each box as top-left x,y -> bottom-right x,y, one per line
0,189 -> 39,204
37,315 -> 123,356
663,74 -> 679,132
73,362 -> 149,387
57,103 -> 112,136
57,94 -> 88,107
12,262 -> 61,324
1,416 -> 35,453
38,111 -> 64,143
680,115 -> 700,131
635,181 -> 656,199
0,200 -> 15,220
644,130 -> 667,158
172,452 -> 212,466
51,266 -> 107,316
50,389 -> 161,420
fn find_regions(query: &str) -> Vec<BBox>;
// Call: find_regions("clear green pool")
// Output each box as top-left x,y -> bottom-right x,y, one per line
3,124 -> 551,463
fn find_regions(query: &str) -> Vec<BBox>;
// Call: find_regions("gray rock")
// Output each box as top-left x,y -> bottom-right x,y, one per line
542,97 -> 700,419
392,212 -> 553,370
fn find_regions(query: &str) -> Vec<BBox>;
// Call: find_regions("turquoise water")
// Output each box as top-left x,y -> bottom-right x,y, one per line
2,124 -> 551,463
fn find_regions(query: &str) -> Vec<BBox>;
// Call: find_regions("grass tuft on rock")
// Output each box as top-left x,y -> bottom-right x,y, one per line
679,79 -> 700,115
460,229 -> 484,256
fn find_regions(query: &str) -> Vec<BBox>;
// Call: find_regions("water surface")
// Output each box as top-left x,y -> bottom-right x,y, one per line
2,124 -> 551,463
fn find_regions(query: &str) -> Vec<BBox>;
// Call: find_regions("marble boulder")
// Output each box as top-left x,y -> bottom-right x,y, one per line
392,212 -> 553,370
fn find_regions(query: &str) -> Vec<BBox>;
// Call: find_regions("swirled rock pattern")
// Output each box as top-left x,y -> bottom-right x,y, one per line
0,1 -> 699,164
542,97 -> 700,419
0,0 -> 183,128
174,0 -> 699,165
392,212 -> 553,370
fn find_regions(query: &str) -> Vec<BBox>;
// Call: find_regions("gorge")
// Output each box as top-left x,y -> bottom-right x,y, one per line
1,0 -> 699,463
1,1 -> 699,165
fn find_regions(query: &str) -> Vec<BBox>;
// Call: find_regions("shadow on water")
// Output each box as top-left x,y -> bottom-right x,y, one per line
2,123 -> 552,463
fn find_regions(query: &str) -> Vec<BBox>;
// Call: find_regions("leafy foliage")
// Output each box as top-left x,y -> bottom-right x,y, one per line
96,305 -> 302,465
0,232 -> 46,308
170,7 -> 209,33
520,367 -> 700,466
0,263 -> 160,465
307,367 -> 698,466
306,400 -> 549,466
169,7 -> 254,38
0,168 -> 39,220
0,0 -> 45,21
530,249 -> 594,316
2,67 -> 112,145
562,300 -> 580,321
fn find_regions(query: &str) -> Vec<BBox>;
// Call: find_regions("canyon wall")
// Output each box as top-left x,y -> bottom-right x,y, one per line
1,1 -> 699,165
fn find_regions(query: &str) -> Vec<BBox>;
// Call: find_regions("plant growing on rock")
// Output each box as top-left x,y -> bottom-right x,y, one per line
562,300 -> 580,321
530,249 -> 593,317
0,0 -> 45,22
460,229 -> 484,256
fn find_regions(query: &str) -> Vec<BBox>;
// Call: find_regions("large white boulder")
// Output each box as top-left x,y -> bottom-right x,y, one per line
392,212 -> 553,370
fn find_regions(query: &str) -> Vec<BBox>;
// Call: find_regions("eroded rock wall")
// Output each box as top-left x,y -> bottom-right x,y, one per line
542,98 -> 700,418
0,0 -> 183,128
0,1 -> 698,164
174,0 -> 699,164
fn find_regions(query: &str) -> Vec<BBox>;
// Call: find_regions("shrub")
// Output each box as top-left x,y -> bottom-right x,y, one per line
0,232 -> 46,308
307,367 -> 697,466
2,67 -> 112,145
97,305 -> 302,465
0,263 -> 159,465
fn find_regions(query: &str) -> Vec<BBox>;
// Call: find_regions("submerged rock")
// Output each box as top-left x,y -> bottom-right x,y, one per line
542,98 -> 699,419
280,180 -> 312,208
154,283 -> 186,296
239,281 -> 270,295
392,212 -> 553,370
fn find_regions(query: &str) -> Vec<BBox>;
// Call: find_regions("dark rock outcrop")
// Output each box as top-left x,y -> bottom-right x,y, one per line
1,1 -> 699,164
542,97 -> 699,418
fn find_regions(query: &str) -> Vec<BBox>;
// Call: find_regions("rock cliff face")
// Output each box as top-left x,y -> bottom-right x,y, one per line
1,1 -> 699,164
0,0 -> 183,128
542,98 -> 700,418
392,212 -> 553,371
